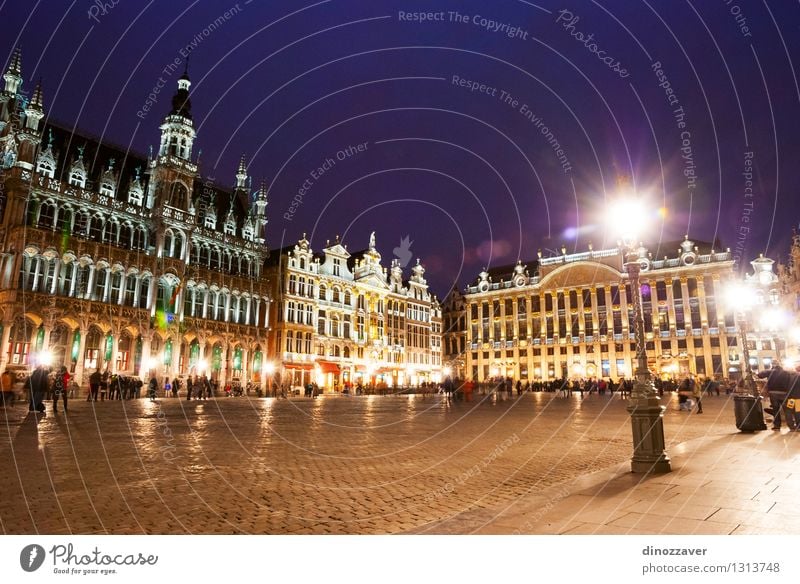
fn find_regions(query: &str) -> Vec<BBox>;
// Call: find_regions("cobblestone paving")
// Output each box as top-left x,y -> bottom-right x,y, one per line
0,391 -> 738,534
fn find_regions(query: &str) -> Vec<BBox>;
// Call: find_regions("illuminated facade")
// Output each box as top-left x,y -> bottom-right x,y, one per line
0,51 -> 271,387
266,233 -> 442,391
445,238 -> 762,382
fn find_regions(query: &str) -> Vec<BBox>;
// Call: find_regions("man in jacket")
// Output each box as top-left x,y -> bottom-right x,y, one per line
758,363 -> 793,430
28,365 -> 49,413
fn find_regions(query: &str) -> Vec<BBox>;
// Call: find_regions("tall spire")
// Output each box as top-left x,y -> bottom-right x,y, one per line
235,154 -> 248,189
170,60 -> 192,119
3,46 -> 22,95
29,78 -> 43,109
24,78 -> 44,131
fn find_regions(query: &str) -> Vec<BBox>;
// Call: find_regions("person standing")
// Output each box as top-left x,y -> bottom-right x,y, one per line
52,366 -> 69,414
172,377 -> 180,398
88,369 -> 101,401
28,365 -> 48,413
186,376 -> 194,401
758,363 -> 791,430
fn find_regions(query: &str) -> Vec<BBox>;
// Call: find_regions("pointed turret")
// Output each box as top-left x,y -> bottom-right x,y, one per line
157,63 -> 195,161
3,47 -> 22,95
235,154 -> 248,189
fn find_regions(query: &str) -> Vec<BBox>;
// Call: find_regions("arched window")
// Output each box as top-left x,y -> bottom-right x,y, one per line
238,297 -> 247,324
123,275 -> 137,306
89,216 -> 103,241
55,208 -> 72,233
36,157 -> 54,178
132,226 -> 147,250
138,276 -> 151,309
173,232 -> 183,260
332,287 -> 341,303
102,221 -> 119,244
330,315 -> 340,338
74,212 -> 89,237
94,268 -> 108,302
318,284 -> 326,301
119,223 -> 133,248
344,290 -> 351,306
75,264 -> 91,297
38,202 -> 56,229
110,271 -> 123,304
343,346 -> 350,359
59,261 -> 76,296
163,231 -> 174,258
69,169 -> 86,188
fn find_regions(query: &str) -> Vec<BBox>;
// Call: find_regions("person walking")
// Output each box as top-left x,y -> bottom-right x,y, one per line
52,366 -> 69,414
692,376 -> 703,414
147,375 -> 158,401
186,376 -> 194,401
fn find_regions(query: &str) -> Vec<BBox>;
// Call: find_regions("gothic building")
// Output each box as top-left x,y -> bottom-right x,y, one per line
0,49 -> 271,388
265,232 -> 442,391
443,238 -> 766,383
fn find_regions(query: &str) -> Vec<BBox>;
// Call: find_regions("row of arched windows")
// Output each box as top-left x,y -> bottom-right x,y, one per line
31,199 -> 149,250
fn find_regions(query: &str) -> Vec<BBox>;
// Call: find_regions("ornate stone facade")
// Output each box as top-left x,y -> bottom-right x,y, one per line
444,238 -> 759,382
0,51 -> 271,388
265,233 -> 442,391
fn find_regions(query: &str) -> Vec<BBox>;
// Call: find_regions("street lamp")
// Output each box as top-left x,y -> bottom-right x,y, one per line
722,282 -> 767,431
608,197 -> 671,473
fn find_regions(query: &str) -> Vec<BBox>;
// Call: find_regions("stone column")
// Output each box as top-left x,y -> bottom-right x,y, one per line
72,326 -> 89,385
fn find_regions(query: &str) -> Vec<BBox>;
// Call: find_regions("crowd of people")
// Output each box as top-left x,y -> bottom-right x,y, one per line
10,362 -> 800,429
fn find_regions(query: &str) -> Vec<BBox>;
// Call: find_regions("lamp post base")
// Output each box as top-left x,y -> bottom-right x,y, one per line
733,394 -> 767,432
628,399 -> 672,474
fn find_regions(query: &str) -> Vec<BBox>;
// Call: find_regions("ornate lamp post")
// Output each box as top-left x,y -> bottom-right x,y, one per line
724,283 -> 767,431
610,198 -> 671,473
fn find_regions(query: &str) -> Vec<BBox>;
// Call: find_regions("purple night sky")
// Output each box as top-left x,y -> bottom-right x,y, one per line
3,0 -> 799,296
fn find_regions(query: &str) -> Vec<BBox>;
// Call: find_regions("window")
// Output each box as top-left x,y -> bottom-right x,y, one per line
69,170 -> 86,188
319,284 -> 327,301
36,157 -> 54,178
38,202 -> 56,229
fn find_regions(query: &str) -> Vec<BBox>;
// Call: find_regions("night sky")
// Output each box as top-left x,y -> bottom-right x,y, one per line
3,0 -> 799,297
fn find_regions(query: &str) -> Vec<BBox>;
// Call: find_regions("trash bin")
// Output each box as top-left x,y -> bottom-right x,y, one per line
734,394 -> 767,432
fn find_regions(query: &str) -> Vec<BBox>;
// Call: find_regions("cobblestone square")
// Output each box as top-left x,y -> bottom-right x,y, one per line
0,392 -> 740,534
